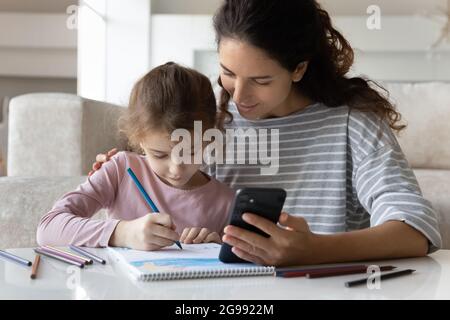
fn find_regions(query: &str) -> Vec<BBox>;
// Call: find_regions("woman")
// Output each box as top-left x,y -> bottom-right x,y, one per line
92,0 -> 441,266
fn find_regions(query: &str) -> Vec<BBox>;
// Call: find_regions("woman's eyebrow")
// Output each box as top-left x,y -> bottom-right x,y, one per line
220,63 -> 273,80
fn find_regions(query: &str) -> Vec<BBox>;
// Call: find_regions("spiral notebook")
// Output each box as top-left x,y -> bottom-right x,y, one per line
108,243 -> 275,281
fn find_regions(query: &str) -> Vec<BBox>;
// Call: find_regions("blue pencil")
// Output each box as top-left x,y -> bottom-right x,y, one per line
0,249 -> 32,267
127,168 -> 183,249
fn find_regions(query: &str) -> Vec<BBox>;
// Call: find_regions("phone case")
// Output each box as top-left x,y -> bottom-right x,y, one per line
219,188 -> 286,263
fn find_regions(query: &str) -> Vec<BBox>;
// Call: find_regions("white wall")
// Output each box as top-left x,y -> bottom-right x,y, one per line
0,12 -> 77,78
77,0 -> 151,105
151,0 -> 222,14
76,0 -> 450,106
151,15 -> 215,69
105,0 -> 151,105
336,15 -> 450,81
151,0 -> 448,16
150,14 -> 450,83
77,0 -> 106,102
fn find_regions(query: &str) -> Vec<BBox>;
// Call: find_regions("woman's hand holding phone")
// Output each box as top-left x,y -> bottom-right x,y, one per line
222,211 -> 316,267
220,188 -> 298,265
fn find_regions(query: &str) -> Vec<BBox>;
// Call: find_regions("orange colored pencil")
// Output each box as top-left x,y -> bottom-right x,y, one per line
30,254 -> 40,279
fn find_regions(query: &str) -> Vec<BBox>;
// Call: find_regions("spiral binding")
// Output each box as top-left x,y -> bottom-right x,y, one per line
138,266 -> 275,281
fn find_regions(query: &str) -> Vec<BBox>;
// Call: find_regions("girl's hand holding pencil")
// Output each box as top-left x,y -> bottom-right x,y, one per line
109,213 -> 181,251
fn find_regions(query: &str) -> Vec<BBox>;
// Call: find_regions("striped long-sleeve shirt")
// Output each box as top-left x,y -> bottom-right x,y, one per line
207,102 -> 442,252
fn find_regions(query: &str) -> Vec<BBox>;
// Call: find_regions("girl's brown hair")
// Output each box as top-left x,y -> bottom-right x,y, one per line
119,62 -> 225,151
213,0 -> 405,132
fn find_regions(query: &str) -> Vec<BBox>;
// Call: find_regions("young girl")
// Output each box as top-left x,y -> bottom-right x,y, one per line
92,0 -> 442,267
37,62 -> 234,251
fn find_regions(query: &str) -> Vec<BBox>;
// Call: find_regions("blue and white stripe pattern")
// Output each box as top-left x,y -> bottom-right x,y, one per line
207,102 -> 442,252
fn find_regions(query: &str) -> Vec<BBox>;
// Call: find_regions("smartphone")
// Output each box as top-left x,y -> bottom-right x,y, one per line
219,187 -> 286,263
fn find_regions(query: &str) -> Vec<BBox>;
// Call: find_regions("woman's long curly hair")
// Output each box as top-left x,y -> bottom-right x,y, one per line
213,0 -> 405,132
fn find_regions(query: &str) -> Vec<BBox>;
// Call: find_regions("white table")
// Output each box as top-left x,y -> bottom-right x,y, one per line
1,248 -> 449,300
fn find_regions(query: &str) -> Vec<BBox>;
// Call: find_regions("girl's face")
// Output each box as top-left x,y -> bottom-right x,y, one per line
140,130 -> 206,190
218,37 -> 309,120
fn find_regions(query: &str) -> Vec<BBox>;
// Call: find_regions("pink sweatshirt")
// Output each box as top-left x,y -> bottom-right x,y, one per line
36,151 -> 234,247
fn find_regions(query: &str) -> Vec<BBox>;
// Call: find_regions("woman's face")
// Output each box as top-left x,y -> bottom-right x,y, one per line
218,37 -> 308,120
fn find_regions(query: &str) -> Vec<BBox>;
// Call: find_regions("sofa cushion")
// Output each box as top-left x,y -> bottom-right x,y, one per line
414,169 -> 450,250
0,176 -> 106,249
7,93 -> 127,177
384,82 -> 450,170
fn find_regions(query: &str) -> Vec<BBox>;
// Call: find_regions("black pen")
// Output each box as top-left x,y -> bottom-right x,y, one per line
345,269 -> 416,287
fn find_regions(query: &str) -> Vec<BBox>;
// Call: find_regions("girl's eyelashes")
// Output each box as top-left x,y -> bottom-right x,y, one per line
152,152 -> 195,159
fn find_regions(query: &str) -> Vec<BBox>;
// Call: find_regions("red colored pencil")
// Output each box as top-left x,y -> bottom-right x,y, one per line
277,265 -> 396,278
276,264 -> 368,278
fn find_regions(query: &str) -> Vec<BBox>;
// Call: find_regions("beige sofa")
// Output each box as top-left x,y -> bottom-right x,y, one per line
0,83 -> 449,249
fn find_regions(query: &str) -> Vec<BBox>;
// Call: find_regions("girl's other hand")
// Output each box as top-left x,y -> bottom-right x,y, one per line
180,227 -> 222,244
88,148 -> 118,176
